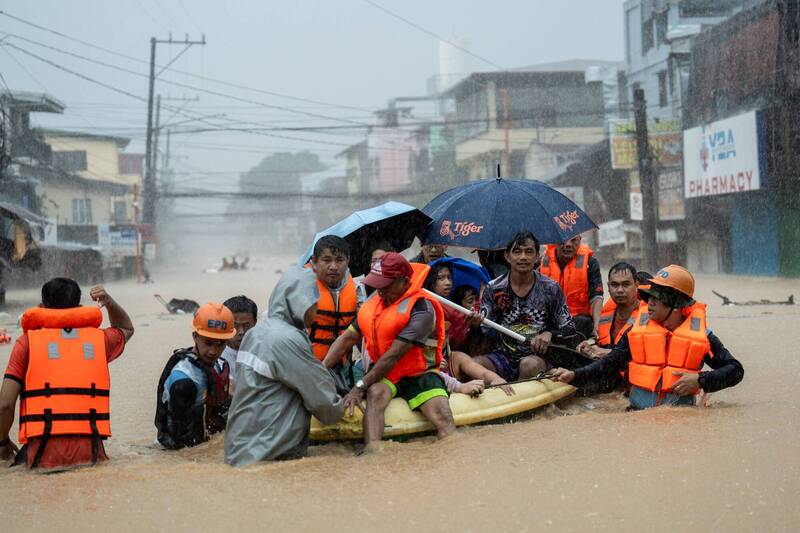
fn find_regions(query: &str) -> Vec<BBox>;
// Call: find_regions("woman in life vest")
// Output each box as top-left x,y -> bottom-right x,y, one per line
155,303 -> 235,450
550,265 -> 744,410
422,263 -> 512,397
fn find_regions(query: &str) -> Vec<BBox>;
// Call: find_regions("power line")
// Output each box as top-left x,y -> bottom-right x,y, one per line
0,10 -> 376,113
362,0 -> 503,71
2,34 -> 373,128
132,0 -> 170,32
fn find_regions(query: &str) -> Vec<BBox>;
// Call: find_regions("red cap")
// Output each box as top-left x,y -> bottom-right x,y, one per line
364,252 -> 413,289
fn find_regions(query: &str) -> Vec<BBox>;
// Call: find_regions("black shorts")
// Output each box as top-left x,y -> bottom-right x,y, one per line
382,372 -> 448,410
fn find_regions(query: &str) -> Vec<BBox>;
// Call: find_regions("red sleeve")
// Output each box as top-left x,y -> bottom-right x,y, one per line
103,328 -> 126,363
3,335 -> 30,384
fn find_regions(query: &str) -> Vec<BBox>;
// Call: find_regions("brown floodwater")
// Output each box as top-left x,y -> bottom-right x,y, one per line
1,262 -> 798,532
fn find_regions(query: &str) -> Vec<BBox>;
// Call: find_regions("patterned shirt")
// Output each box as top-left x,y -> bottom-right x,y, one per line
480,271 -> 575,361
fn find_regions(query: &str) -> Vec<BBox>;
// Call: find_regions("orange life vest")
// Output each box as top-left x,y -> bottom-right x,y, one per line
539,244 -> 592,316
597,299 -> 638,347
627,302 -> 710,394
357,263 -> 445,384
308,276 -> 358,361
18,306 -> 110,445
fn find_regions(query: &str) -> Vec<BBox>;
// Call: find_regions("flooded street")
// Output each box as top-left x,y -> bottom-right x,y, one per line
1,262 -> 798,532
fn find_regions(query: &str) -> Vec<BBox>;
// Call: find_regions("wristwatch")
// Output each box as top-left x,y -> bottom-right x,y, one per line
355,379 -> 367,391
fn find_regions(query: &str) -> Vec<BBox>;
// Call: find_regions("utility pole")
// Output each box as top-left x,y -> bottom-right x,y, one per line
142,35 -> 206,225
151,94 -> 162,187
633,88 -> 658,272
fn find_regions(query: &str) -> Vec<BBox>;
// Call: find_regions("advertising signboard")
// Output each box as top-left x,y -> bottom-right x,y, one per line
609,120 -> 683,170
683,110 -> 767,198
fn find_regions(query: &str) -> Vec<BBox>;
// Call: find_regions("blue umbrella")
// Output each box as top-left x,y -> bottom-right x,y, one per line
429,257 -> 491,295
423,178 -> 597,249
298,201 -> 431,277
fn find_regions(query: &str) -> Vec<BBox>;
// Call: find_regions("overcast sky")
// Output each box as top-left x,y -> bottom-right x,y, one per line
2,0 -> 627,188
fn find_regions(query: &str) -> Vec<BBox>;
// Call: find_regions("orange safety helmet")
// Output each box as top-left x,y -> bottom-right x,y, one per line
192,302 -> 236,339
638,265 -> 695,308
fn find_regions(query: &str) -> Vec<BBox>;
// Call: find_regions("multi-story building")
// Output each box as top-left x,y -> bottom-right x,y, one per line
444,59 -> 619,181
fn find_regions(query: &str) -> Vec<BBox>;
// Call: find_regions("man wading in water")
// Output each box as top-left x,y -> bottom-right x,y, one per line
551,265 -> 744,409
0,279 -> 134,469
324,253 -> 455,446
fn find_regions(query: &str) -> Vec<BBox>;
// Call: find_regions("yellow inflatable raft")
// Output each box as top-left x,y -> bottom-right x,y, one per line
311,378 -> 575,441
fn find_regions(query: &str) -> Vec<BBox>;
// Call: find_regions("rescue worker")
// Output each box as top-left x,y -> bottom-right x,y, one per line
323,252 -> 456,445
550,265 -> 745,409
0,278 -> 134,469
577,262 -> 643,360
539,234 -> 603,340
220,295 -> 258,394
225,267 -> 343,466
308,236 -> 359,365
155,303 -> 235,450
475,231 -> 579,380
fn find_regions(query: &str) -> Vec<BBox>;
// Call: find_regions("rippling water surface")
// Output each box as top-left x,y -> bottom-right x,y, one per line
1,263 -> 798,532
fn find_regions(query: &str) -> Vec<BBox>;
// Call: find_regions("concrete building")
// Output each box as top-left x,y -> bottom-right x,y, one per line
623,0 -> 758,120
443,59 -> 619,181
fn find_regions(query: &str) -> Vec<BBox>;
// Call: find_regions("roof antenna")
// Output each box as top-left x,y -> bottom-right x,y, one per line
496,163 -> 501,179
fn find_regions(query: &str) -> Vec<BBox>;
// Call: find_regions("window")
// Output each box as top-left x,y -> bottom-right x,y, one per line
641,18 -> 654,54
658,71 -> 668,107
53,150 -> 88,172
113,200 -> 128,224
454,88 -> 489,143
655,10 -> 668,45
72,198 -> 92,224
679,0 -> 737,18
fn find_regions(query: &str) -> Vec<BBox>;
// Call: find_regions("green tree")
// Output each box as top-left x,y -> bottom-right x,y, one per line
239,151 -> 327,194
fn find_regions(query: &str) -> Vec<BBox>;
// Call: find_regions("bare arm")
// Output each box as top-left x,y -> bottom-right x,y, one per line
90,285 -> 134,342
590,298 -> 603,337
322,327 -> 361,369
0,379 -> 21,459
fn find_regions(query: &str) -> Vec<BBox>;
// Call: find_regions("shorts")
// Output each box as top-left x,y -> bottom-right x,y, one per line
382,372 -> 448,410
485,351 -> 520,381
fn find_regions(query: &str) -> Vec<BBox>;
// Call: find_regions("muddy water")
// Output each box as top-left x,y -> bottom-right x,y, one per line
1,262 -> 799,532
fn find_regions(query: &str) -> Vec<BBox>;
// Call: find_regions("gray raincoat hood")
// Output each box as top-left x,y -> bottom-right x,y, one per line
267,265 -> 320,328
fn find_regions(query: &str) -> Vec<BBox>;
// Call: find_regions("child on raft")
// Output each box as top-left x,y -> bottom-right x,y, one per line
423,262 -> 513,396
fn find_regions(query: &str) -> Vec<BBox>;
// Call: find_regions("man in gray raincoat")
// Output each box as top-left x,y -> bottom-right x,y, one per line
224,266 -> 344,467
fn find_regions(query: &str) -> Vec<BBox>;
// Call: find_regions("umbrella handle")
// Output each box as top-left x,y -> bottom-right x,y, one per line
423,289 -> 526,343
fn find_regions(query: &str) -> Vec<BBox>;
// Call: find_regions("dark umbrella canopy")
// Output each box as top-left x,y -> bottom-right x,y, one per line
298,201 -> 431,277
423,178 -> 597,249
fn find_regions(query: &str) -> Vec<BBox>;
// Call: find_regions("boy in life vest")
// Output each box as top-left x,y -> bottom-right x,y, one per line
550,265 -> 744,409
220,295 -> 258,394
308,235 -> 361,389
155,303 -> 235,450
539,233 -> 604,340
323,253 -> 456,445
0,278 -> 134,469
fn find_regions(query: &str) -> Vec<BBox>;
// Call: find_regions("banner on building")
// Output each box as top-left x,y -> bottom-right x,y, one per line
629,171 -> 643,221
609,120 -> 683,170
657,168 -> 685,220
683,110 -> 767,198
109,226 -> 137,255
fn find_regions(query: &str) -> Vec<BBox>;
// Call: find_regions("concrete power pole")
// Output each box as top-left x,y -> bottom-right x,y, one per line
142,35 -> 206,225
633,88 -> 658,272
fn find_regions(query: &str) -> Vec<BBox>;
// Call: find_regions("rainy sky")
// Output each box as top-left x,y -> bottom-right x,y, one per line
2,0 -> 625,185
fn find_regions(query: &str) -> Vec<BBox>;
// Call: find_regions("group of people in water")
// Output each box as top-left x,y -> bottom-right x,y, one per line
0,230 -> 745,470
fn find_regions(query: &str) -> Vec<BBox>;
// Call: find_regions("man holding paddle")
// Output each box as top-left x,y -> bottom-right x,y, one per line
474,231 -> 580,381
